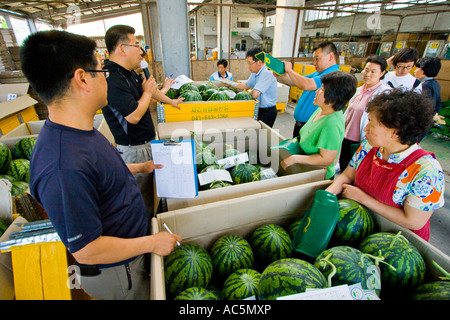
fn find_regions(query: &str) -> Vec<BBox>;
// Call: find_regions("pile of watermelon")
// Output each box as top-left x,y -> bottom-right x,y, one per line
429,100 -> 450,138
194,135 -> 271,191
0,138 -> 36,197
163,198 -> 450,300
166,81 -> 254,102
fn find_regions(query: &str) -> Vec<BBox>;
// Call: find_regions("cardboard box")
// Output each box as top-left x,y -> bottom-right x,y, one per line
0,83 -> 38,136
150,180 -> 450,300
157,117 -> 326,211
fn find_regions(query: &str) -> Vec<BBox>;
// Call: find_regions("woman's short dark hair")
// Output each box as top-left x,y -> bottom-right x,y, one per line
416,57 -> 441,78
392,47 -> 419,66
105,25 -> 135,53
217,59 -> 228,68
367,89 -> 434,145
321,71 -> 357,111
365,55 -> 388,80
246,46 -> 263,61
20,30 -> 98,105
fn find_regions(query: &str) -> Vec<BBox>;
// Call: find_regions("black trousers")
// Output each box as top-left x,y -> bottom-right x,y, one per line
293,121 -> 306,139
258,106 -> 277,128
339,137 -> 359,171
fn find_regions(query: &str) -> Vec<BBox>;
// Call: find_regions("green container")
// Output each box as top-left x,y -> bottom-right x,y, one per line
292,190 -> 340,258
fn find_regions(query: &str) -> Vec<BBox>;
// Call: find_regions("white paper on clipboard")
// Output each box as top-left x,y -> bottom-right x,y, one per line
150,139 -> 198,198
170,75 -> 194,90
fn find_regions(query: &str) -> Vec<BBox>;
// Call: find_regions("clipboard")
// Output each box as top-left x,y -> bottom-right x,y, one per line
255,52 -> 285,75
150,139 -> 198,198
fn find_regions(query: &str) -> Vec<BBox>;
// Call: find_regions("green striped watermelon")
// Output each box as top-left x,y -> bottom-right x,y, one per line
208,91 -> 230,101
250,224 -> 292,270
222,268 -> 261,300
206,284 -> 223,300
258,258 -> 327,300
198,82 -> 218,94
0,142 -> 12,174
164,243 -> 213,297
7,159 -> 30,182
174,287 -> 218,300
329,199 -> 374,247
411,281 -> 450,300
287,219 -> 302,240
11,181 -> 29,197
359,231 -> 426,299
201,89 -> 218,101
230,163 -> 260,184
13,137 -> 37,160
180,90 -> 203,102
210,234 -> 254,281
0,174 -> 15,183
208,180 -> 233,190
314,246 -> 381,296
196,149 -> 218,172
234,91 -> 253,101
165,88 -> 179,99
178,83 -> 199,95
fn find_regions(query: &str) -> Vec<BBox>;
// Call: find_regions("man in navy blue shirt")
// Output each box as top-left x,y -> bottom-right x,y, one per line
20,30 -> 181,300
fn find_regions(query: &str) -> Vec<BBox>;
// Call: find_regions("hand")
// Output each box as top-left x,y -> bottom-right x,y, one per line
151,231 -> 182,256
280,155 -> 297,171
141,160 -> 163,174
341,183 -> 367,203
161,77 -> 175,93
283,61 -> 293,73
142,75 -> 158,95
169,97 -> 184,110
433,113 -> 445,125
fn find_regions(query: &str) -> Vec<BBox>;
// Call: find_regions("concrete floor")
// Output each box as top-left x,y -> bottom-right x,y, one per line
273,102 -> 450,257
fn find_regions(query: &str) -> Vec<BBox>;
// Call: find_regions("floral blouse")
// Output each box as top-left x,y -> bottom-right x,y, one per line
349,139 -> 445,211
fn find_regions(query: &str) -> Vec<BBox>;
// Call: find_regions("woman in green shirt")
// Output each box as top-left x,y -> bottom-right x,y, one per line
281,71 -> 357,179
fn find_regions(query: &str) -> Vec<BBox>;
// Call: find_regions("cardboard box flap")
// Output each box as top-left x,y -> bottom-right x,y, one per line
0,83 -> 30,101
0,95 -> 38,120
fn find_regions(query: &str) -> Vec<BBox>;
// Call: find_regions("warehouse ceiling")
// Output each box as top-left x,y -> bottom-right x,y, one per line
0,0 -> 449,28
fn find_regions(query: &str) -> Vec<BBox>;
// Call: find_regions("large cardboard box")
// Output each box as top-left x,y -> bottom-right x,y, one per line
150,180 -> 450,300
157,117 -> 326,211
0,83 -> 38,136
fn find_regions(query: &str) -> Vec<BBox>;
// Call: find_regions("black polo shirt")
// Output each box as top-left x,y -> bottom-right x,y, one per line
102,60 -> 155,146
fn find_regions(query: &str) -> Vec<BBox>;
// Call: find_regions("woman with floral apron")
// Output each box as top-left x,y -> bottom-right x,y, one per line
326,90 -> 445,241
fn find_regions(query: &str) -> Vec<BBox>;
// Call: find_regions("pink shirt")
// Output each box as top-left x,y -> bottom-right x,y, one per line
344,82 -> 382,142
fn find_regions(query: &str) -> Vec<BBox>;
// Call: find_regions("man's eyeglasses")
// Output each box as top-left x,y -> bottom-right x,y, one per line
121,43 -> 140,48
69,69 -> 110,79
396,65 -> 413,70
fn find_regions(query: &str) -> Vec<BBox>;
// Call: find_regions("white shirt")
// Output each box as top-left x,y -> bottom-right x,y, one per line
381,71 -> 422,94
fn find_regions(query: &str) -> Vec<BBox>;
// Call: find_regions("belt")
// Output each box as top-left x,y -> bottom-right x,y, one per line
259,106 -> 276,111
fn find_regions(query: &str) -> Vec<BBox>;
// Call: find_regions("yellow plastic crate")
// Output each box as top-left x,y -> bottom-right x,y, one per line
157,100 -> 258,123
19,106 -> 39,123
9,241 -> 71,300
0,114 -> 21,136
276,102 -> 286,113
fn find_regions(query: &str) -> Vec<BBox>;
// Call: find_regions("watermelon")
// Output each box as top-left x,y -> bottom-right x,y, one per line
198,82 -> 217,94
359,231 -> 426,299
178,83 -> 199,95
7,159 -> 30,182
208,180 -> 233,189
230,163 -> 260,184
174,287 -> 218,300
0,219 -> 9,237
250,224 -> 292,270
222,268 -> 261,300
222,144 -> 241,159
411,281 -> 450,300
330,199 -> 374,247
258,258 -> 327,300
234,91 -> 253,101
164,243 -> 213,297
0,142 -> 12,174
210,234 -> 254,281
287,219 -> 302,240
165,88 -> 179,99
180,90 -> 202,102
222,90 -> 236,99
13,137 -> 36,160
208,91 -> 230,101
201,89 -> 218,101
0,174 -> 15,183
11,181 -> 29,197
196,149 -> 218,172
314,246 -> 381,296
